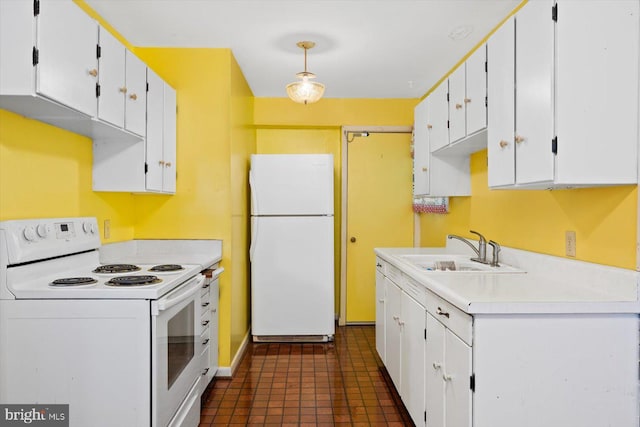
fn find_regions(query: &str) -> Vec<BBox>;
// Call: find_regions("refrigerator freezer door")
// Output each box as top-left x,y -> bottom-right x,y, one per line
250,154 -> 334,215
251,215 -> 335,337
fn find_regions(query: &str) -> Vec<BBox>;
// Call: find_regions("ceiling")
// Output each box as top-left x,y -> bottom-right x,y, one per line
84,0 -> 520,99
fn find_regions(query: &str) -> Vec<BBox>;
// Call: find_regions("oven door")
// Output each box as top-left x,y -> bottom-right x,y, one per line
152,274 -> 205,427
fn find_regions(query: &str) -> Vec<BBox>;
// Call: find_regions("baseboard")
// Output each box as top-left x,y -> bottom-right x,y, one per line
215,329 -> 251,378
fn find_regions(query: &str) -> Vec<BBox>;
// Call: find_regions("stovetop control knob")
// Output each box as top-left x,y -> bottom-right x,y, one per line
83,222 -> 96,234
36,224 -> 49,238
23,226 -> 38,242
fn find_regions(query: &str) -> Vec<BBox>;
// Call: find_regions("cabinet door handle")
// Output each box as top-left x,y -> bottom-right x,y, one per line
378,298 -> 385,303
129,93 -> 138,101
376,263 -> 382,268
119,87 -> 127,93
165,162 -> 172,167
436,307 -> 450,318
398,320 -> 405,326
212,308 -> 217,313
202,283 -> 210,289
88,68 -> 98,77
455,103 -> 463,110
515,135 -> 525,144
443,373 -> 453,381
499,140 -> 509,148
202,302 -> 210,308
464,97 -> 471,104
159,160 -> 165,166
432,362 -> 442,370
202,338 -> 210,346
202,368 -> 210,375
421,167 -> 428,172
427,124 -> 433,130
202,320 -> 210,326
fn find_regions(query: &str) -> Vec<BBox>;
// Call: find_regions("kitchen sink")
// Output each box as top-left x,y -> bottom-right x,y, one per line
396,254 -> 524,273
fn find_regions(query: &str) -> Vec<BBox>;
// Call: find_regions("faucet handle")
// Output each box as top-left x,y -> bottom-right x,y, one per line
469,230 -> 486,242
488,240 -> 501,267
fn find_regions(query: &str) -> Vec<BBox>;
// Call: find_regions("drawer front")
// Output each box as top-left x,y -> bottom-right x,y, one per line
426,289 -> 472,346
386,263 -> 403,285
402,276 -> 426,307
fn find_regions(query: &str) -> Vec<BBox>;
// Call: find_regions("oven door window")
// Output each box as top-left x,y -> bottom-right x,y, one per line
167,300 -> 195,388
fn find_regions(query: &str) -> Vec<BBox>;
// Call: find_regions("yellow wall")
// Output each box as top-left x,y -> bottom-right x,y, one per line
0,109 -> 136,240
132,47 -> 255,368
420,150 -> 637,269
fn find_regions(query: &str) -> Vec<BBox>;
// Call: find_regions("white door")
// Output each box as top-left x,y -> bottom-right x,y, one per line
162,83 -> 177,193
250,216 -> 334,336
384,278 -> 402,391
146,68 -> 164,192
466,45 -> 487,135
37,0 -> 97,117
97,27 -> 125,128
375,268 -> 386,363
487,17 -> 515,187
429,81 -> 449,152
448,66 -> 466,143
401,293 -> 426,426
125,50 -> 147,136
413,98 -> 430,196
250,154 -> 334,215
515,0 -> 554,185
426,313 -> 445,427
444,329 -> 472,427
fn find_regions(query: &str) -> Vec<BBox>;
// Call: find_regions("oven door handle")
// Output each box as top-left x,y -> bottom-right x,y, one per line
157,275 -> 205,312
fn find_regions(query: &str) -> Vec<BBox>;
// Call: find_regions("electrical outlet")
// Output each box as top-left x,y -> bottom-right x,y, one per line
565,230 -> 576,257
104,219 -> 111,239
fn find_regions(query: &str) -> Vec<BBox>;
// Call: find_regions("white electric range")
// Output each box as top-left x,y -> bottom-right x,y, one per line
0,217 -> 214,427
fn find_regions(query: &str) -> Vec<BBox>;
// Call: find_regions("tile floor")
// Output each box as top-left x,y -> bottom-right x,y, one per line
199,325 -> 414,426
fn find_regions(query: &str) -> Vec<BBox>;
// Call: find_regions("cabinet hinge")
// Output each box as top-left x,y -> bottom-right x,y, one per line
552,3 -> 558,22
144,163 -> 148,174
447,120 -> 450,129
470,373 -> 476,392
485,96 -> 488,108
146,82 -> 149,92
33,0 -> 39,16
96,45 -> 101,59
552,136 -> 558,154
424,411 -> 427,422
95,83 -> 100,98
446,92 -> 450,102
424,328 -> 427,341
485,60 -> 488,73
32,47 -> 39,66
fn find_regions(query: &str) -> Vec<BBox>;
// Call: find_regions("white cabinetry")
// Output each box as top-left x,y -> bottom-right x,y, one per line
376,260 -> 427,426
200,267 -> 222,394
97,27 -> 146,137
425,292 -> 472,427
92,68 -> 177,194
0,0 -> 140,142
375,262 -> 386,363
413,90 -> 470,197
447,45 -> 487,151
488,0 -> 639,189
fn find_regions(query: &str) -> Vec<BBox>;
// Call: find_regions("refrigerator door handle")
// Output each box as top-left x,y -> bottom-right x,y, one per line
249,170 -> 257,262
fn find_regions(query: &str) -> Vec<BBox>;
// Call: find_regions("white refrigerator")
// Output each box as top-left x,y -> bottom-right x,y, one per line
249,154 -> 335,341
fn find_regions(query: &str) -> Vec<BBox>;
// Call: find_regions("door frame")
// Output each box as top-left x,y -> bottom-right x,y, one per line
339,125 -> 413,325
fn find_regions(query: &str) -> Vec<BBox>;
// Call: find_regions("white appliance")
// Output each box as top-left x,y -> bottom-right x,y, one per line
249,154 -> 335,342
0,217 -> 211,427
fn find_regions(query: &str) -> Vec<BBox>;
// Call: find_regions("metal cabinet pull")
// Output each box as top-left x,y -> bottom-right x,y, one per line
202,302 -> 210,308
436,307 -> 450,318
202,338 -> 210,346
202,320 -> 210,326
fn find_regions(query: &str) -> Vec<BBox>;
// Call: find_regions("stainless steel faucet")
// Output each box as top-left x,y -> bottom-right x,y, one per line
488,240 -> 501,267
447,230 -> 488,264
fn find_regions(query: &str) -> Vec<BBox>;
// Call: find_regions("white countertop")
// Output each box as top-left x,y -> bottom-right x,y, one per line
100,239 -> 222,270
375,246 -> 640,314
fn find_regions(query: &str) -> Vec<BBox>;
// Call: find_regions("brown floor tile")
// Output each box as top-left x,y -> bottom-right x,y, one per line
200,325 -> 414,426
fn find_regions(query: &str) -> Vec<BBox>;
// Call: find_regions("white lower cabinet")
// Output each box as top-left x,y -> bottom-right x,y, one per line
375,257 -> 639,427
375,264 -> 386,364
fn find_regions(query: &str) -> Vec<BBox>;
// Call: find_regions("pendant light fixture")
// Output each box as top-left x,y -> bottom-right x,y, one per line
286,41 -> 325,105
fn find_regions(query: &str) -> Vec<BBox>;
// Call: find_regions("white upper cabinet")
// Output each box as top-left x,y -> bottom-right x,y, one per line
488,0 -> 639,189
413,98 -> 430,196
436,45 -> 488,155
428,82 -> 449,153
0,0 -> 141,142
97,27 -> 147,138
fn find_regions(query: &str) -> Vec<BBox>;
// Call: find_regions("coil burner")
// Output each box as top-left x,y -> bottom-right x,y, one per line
50,277 -> 98,287
149,264 -> 184,272
106,275 -> 162,287
93,264 -> 141,274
